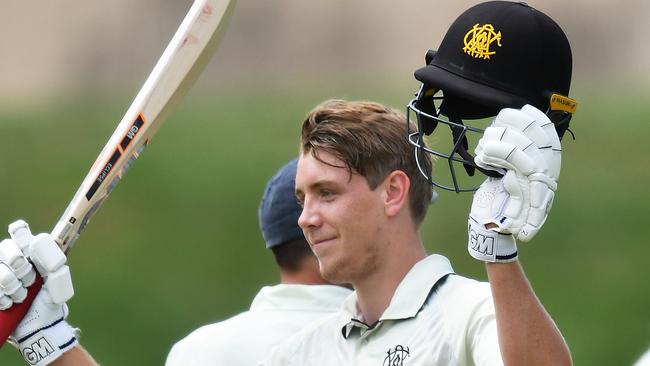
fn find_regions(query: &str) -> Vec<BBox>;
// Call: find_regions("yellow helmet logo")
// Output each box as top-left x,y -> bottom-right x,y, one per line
463,24 -> 502,60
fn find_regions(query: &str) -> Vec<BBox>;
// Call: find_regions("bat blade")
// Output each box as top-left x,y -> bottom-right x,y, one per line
55,0 -> 235,253
0,0 -> 235,347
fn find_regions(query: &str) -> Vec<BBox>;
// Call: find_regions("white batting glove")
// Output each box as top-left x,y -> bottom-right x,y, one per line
475,105 -> 560,241
468,106 -> 561,262
1,220 -> 77,366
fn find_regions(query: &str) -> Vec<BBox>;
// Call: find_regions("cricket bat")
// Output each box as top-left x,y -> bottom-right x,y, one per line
0,0 -> 236,346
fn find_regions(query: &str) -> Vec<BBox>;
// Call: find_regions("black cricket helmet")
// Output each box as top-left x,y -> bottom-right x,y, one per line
407,1 -> 577,192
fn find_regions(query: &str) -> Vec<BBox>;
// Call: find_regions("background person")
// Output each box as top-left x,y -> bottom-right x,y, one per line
165,158 -> 351,365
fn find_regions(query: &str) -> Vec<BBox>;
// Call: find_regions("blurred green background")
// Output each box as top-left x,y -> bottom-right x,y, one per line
1,0 -> 649,365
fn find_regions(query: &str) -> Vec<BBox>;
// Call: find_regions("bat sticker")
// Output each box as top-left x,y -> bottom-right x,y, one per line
85,114 -> 145,201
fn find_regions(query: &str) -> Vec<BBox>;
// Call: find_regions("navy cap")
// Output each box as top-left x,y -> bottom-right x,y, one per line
258,158 -> 303,248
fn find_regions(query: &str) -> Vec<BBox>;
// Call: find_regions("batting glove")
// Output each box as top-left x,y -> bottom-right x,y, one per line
0,220 -> 77,366
468,106 -> 561,262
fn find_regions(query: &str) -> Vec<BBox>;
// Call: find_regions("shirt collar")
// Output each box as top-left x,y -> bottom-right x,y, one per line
250,284 -> 352,311
339,254 -> 454,337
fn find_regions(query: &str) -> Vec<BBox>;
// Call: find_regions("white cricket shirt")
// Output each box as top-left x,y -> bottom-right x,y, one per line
263,254 -> 503,366
166,284 -> 351,366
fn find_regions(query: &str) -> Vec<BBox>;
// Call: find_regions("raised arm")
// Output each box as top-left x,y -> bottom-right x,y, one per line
486,261 -> 571,365
467,105 -> 571,365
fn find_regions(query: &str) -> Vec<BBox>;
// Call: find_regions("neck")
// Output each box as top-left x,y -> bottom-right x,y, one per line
279,256 -> 330,285
353,229 -> 426,325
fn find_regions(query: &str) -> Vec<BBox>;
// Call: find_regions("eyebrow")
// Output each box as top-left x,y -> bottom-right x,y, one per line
295,179 -> 337,198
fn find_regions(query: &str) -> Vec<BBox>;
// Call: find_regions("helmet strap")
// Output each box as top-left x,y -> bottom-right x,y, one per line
547,110 -> 574,140
447,113 -> 475,176
415,86 -> 440,135
448,113 -> 503,179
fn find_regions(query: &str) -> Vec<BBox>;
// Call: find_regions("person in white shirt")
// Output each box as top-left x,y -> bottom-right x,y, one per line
265,2 -> 577,365
265,100 -> 572,364
165,158 -> 351,365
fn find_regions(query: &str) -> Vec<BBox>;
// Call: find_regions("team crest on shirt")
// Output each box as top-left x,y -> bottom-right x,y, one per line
383,344 -> 410,366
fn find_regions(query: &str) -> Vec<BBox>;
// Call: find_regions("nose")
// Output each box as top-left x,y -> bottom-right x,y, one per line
298,198 -> 321,230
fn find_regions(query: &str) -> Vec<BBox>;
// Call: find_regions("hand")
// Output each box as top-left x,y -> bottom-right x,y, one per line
474,105 -> 561,241
468,106 -> 561,263
0,220 -> 77,366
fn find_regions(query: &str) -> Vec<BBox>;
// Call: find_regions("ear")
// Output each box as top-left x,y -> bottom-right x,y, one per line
383,170 -> 410,218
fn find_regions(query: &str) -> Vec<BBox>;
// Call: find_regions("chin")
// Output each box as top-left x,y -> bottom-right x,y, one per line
319,260 -> 353,285
318,261 -> 340,281
321,272 -> 349,285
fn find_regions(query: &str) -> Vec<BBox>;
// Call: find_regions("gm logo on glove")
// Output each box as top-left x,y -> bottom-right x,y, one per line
469,227 -> 495,256
21,337 -> 55,365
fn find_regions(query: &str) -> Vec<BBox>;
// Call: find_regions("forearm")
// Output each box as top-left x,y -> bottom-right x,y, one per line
50,345 -> 100,366
486,261 -> 572,366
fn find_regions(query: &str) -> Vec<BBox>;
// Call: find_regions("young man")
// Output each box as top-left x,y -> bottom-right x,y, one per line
263,98 -> 570,366
0,159 -> 351,366
265,3 -> 576,365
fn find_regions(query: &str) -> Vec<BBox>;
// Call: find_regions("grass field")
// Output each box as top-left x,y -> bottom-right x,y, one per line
0,86 -> 648,365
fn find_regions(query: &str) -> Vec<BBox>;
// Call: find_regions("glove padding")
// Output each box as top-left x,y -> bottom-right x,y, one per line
473,105 -> 561,242
1,220 -> 77,366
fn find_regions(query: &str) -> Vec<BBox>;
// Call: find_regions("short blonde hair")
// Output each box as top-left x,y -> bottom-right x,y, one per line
300,100 -> 433,225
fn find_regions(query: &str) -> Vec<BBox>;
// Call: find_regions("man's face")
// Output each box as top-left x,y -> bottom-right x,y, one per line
295,151 -> 387,285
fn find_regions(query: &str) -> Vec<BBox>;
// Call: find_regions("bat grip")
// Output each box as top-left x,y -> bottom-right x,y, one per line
0,275 -> 43,348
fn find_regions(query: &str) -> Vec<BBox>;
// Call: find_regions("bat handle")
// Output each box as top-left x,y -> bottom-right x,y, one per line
0,275 -> 43,348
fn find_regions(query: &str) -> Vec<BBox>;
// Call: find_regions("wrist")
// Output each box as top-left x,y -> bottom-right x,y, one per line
15,320 -> 79,366
468,218 -> 518,263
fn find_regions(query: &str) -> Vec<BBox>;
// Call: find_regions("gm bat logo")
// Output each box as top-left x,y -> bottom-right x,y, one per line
85,114 -> 145,200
